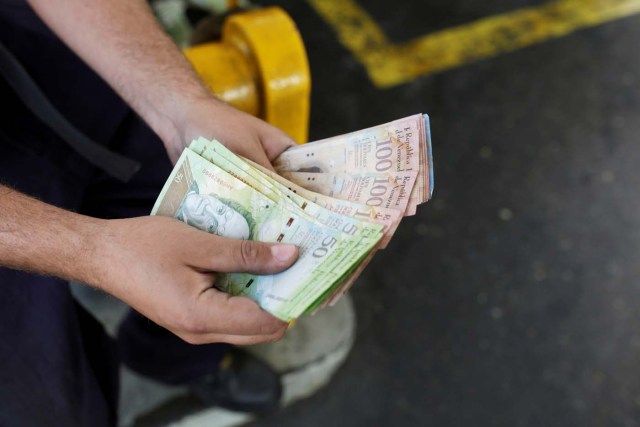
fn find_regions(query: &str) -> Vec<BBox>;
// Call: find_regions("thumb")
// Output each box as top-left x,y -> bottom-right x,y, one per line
260,124 -> 297,162
197,236 -> 299,274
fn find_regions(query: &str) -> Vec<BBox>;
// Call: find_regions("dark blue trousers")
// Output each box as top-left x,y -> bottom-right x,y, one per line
0,2 -> 227,426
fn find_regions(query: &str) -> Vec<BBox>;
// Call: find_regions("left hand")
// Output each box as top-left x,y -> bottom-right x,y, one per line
95,216 -> 298,345
164,96 -> 296,169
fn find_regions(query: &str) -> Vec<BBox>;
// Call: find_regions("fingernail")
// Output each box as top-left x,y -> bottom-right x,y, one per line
271,244 -> 297,261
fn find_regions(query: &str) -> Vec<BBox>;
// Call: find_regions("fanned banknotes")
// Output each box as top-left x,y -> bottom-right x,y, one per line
274,114 -> 434,214
151,114 -> 434,320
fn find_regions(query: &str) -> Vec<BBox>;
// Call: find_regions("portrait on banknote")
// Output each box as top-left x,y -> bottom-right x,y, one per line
176,182 -> 256,240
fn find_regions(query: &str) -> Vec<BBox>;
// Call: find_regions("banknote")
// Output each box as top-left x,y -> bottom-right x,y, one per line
198,140 -> 391,310
279,171 -> 418,215
243,158 -> 402,249
242,158 -> 399,304
274,114 -> 434,214
189,138 -> 383,276
151,148 -> 381,320
272,114 -> 434,306
312,250 -> 376,311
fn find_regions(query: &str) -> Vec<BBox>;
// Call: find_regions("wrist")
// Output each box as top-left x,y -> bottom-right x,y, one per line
155,93 -> 229,161
150,86 -> 213,141
68,216 -> 111,289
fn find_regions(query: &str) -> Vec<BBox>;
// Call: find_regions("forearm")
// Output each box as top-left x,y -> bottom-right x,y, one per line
26,0 -> 212,152
0,185 -> 104,285
0,185 -> 291,342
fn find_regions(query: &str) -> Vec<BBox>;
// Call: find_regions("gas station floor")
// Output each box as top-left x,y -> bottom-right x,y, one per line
245,1 -> 640,426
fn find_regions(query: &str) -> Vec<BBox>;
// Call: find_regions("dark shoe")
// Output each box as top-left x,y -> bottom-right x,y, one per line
189,349 -> 282,414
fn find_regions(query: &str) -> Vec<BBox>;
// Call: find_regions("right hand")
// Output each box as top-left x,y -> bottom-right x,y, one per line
164,97 -> 297,168
93,215 -> 298,345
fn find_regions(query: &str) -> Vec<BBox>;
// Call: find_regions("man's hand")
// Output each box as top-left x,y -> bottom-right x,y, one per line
97,216 -> 298,345
165,96 -> 296,169
0,187 -> 298,346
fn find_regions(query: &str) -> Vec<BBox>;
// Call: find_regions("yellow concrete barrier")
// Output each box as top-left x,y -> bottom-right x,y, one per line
185,7 -> 311,144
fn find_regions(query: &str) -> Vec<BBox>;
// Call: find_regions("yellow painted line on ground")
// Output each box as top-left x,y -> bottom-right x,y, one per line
308,0 -> 640,88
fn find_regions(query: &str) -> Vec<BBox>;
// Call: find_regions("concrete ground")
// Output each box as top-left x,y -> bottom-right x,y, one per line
244,0 -> 640,426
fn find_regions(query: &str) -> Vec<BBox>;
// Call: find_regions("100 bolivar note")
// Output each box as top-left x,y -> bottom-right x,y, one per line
274,114 -> 434,214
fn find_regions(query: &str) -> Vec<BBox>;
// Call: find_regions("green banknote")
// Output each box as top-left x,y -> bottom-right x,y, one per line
151,148 -> 380,320
189,138 -> 384,273
189,139 -> 385,303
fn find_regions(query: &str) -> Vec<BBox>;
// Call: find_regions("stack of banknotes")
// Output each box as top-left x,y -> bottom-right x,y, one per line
151,114 -> 434,321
